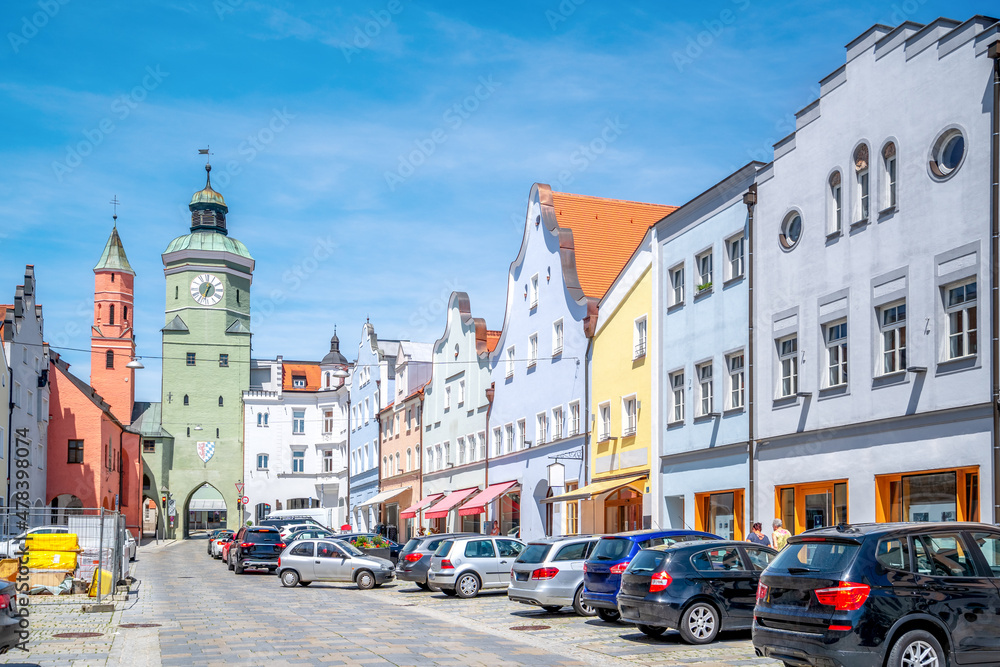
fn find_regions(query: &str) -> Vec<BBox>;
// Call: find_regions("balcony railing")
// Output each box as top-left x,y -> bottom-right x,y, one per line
622,425 -> 637,437
634,342 -> 646,359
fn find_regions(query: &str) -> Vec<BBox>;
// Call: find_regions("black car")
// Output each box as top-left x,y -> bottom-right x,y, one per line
336,533 -> 402,564
227,526 -> 285,574
754,522 -> 1000,667
396,533 -> 478,588
617,540 -> 777,642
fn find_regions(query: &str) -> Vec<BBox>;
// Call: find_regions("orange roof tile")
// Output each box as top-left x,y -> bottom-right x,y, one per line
485,330 -> 501,353
549,192 -> 676,299
282,362 -> 321,392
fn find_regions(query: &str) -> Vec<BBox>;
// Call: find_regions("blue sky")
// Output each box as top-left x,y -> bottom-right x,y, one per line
0,0 -> 988,401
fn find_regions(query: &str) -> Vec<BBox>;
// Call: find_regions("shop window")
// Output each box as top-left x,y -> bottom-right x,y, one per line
605,486 -> 642,534
774,480 -> 848,535
565,482 -> 579,535
500,491 -> 520,538
695,489 -> 744,541
876,467 -> 979,523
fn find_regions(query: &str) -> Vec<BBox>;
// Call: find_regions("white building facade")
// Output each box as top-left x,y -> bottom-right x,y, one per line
754,18 -> 1000,532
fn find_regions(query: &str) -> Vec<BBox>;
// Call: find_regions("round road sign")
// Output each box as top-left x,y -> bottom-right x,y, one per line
240,496 -> 249,505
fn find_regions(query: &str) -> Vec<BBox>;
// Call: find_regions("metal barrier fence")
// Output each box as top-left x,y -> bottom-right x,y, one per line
0,508 -> 127,604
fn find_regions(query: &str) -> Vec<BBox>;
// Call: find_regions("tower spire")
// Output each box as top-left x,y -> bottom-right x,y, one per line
110,195 -> 120,228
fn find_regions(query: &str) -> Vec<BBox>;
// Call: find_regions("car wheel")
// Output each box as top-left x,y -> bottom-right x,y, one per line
573,587 -> 597,617
280,570 -> 300,588
416,582 -> 430,591
440,587 -> 457,596
596,608 -> 621,623
887,629 -> 945,667
542,605 -> 562,613
356,570 -> 375,590
637,624 -> 667,638
228,556 -> 234,571
679,602 -> 719,645
234,561 -> 244,575
455,573 -> 480,599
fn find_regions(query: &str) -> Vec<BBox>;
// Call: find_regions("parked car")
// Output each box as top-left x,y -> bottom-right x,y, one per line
211,530 -> 234,558
428,535 -> 525,598
336,533 -> 402,563
0,526 -> 70,558
583,529 -> 720,622
754,522 -> 1000,667
206,529 -> 229,555
0,581 -> 20,653
227,526 -> 285,574
277,539 -> 395,590
220,536 -> 235,563
125,531 -> 137,562
396,533 -> 479,589
617,540 -> 777,642
278,523 -> 321,540
508,535 -> 600,616
284,528 -> 336,543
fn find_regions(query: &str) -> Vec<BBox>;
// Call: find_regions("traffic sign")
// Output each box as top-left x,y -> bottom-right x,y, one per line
235,482 -> 245,495
240,496 -> 249,506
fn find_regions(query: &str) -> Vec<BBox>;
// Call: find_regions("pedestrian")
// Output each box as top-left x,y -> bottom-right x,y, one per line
490,520 -> 500,536
746,522 -> 770,546
772,518 -> 791,550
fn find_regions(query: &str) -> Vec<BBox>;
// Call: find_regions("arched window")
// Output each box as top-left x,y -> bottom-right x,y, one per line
854,144 -> 870,221
109,304 -> 115,325
218,396 -> 224,407
325,372 -> 331,388
828,171 -> 842,234
263,413 -> 269,426
257,413 -> 262,427
105,349 -> 114,369
406,448 -> 411,472
882,142 -> 897,209
395,453 -> 400,475
183,394 -> 189,406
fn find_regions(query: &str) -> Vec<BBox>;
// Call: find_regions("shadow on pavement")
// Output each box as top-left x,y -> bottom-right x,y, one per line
618,628 -> 753,645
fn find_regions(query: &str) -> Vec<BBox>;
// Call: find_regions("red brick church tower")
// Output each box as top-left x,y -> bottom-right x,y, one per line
90,223 -> 136,420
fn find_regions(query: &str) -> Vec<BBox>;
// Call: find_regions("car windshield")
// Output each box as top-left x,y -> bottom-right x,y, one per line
433,540 -> 454,557
250,530 -> 281,543
336,540 -> 364,557
627,550 -> 667,574
516,544 -> 552,564
592,537 -> 632,561
769,540 -> 860,574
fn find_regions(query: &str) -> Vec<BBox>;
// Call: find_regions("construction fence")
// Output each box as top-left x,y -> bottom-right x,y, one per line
0,508 -> 129,603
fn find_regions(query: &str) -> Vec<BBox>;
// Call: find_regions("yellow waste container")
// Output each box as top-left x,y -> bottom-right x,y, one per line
88,568 -> 113,597
25,534 -> 80,552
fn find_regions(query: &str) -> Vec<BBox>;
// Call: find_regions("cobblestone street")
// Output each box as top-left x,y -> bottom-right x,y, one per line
0,538 -> 780,666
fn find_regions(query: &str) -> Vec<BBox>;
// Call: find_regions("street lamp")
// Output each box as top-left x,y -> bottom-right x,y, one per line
126,356 -> 145,369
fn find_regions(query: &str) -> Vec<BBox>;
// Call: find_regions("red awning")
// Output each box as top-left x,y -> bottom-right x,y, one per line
457,480 -> 520,516
400,494 -> 443,520
424,488 -> 480,519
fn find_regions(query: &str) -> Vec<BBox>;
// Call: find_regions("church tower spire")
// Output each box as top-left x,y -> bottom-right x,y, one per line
91,218 -> 136,422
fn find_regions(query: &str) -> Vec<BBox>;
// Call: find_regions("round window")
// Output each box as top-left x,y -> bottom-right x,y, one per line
780,213 -> 802,250
930,128 -> 965,179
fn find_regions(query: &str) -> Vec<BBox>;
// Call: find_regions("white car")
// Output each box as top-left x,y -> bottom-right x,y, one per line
279,523 -> 318,540
125,532 -> 137,561
0,526 -> 70,558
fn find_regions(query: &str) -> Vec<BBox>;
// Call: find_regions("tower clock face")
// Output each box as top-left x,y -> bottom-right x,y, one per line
190,274 -> 224,306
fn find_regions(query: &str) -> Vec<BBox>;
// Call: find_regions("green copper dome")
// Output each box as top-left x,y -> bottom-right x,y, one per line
164,231 -> 253,259
189,165 -> 228,213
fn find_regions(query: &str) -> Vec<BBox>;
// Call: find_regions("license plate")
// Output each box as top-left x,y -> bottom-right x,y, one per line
515,572 -> 529,581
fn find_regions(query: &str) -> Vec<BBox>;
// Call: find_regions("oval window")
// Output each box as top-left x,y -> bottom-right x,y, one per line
780,213 -> 802,250
930,129 -> 965,179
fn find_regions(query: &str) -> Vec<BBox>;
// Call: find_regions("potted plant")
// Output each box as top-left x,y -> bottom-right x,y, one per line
353,534 -> 391,561
696,281 -> 713,293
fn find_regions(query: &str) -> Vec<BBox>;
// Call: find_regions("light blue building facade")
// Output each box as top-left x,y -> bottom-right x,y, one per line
348,322 -> 398,531
654,164 -> 759,540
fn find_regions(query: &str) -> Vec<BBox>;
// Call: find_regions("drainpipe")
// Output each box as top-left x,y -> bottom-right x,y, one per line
743,184 -> 758,526
584,337 -> 593,489
989,41 -> 1000,523
345,393 -> 351,528
485,382 -> 494,491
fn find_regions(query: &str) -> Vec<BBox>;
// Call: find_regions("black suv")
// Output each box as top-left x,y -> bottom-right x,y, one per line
228,526 -> 285,574
754,522 -> 1000,667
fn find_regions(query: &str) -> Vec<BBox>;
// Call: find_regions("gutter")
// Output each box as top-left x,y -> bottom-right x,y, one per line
990,40 -> 1000,522
743,184 -> 758,524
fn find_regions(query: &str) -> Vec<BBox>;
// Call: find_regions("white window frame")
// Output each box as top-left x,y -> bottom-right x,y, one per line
505,423 -> 515,454
696,250 -> 713,293
829,172 -> 843,235
598,402 -> 611,441
292,450 -> 305,473
727,352 -> 745,411
552,406 -> 564,441
633,316 -> 647,360
506,346 -> 515,378
669,371 -> 685,423
824,320 -> 848,388
552,319 -> 564,356
878,301 -> 907,375
517,419 -> 526,449
257,453 -> 269,470
778,336 -> 799,398
493,427 -> 503,457
857,159 -> 870,221
882,144 -> 897,210
458,379 -> 465,405
292,409 -> 306,434
457,436 -> 466,465
622,395 -> 637,437
945,280 -> 978,361
530,273 -> 539,309
477,432 -> 486,461
670,264 -> 685,306
323,409 -> 334,434
444,386 -> 451,410
528,334 -> 538,368
536,412 -> 548,445
696,362 -> 714,416
568,401 -> 580,437
726,233 -> 744,280
323,450 -> 334,473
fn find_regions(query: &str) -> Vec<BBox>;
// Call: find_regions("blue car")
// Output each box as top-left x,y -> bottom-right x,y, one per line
582,529 -> 720,622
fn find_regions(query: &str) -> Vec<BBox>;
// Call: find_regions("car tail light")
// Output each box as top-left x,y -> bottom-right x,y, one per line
275,543 -> 286,549
404,553 -> 423,563
649,571 -> 672,592
609,561 -> 630,574
277,558 -> 281,567
0,594 -> 11,611
828,625 -> 852,632
241,542 -> 253,548
814,582 -> 871,611
440,559 -> 454,570
531,567 -> 559,580
582,562 -> 587,573
756,582 -> 768,603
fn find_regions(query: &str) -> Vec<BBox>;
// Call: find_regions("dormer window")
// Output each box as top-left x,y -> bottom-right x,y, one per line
292,375 -> 306,388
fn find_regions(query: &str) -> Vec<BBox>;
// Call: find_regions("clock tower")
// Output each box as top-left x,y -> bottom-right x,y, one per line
157,163 -> 254,536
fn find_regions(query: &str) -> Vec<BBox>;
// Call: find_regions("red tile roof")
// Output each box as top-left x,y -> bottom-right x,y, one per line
549,192 -> 677,299
485,330 -> 501,353
282,362 -> 321,392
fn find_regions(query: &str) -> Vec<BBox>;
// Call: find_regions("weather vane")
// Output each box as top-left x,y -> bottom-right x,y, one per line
199,146 -> 213,165
110,195 -> 120,227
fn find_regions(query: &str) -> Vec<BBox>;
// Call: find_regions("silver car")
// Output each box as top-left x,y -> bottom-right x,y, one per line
277,539 -> 395,590
427,535 -> 524,598
508,535 -> 600,616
